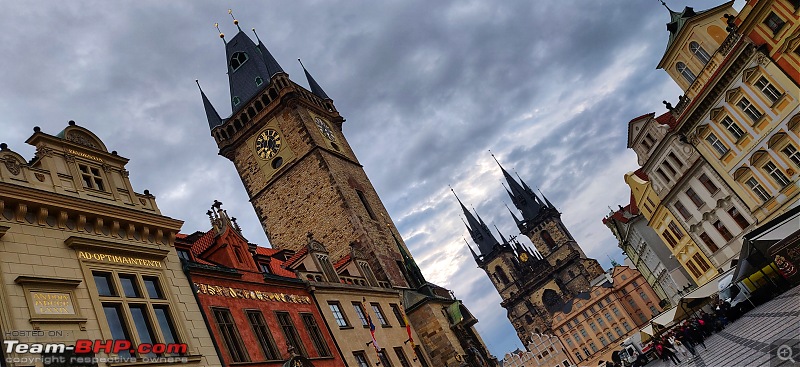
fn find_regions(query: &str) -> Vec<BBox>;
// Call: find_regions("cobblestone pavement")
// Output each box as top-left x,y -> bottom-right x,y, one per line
645,285 -> 800,367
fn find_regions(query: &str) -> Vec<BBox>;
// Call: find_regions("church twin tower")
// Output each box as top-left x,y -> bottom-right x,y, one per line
198,17 -> 494,365
456,160 -> 604,343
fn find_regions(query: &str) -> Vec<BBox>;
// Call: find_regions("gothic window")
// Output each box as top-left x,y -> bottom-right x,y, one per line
230,52 -> 249,72
494,266 -> 510,285
689,41 -> 711,65
315,254 -> 339,283
540,230 -> 557,250
542,289 -> 560,313
676,62 -> 696,84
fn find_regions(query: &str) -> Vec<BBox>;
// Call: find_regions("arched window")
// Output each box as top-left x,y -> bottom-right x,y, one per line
676,62 -> 696,84
229,52 -> 248,72
494,266 -> 510,285
540,230 -> 557,250
689,42 -> 711,64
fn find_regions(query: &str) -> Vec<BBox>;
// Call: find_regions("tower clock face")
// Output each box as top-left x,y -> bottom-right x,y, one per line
255,129 -> 282,160
314,117 -> 336,141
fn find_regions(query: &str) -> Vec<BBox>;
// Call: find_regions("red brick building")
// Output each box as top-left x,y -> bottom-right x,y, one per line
176,201 -> 345,367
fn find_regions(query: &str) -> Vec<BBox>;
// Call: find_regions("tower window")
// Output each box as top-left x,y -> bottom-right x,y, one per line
255,76 -> 264,87
689,42 -> 711,65
355,190 -> 377,220
230,52 -> 249,72
540,230 -> 557,250
232,96 -> 241,106
676,62 -> 696,84
494,266 -> 510,285
78,164 -> 105,191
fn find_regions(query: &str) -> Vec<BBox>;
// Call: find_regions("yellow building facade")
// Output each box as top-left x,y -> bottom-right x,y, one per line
626,171 -> 717,285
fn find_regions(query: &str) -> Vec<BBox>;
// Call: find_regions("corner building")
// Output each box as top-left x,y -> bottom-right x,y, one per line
0,124 -> 221,366
198,19 -> 495,366
175,202 -> 344,367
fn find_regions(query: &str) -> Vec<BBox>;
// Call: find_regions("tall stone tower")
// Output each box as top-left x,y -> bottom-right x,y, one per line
199,24 -> 412,287
199,19 -> 496,366
463,159 -> 604,343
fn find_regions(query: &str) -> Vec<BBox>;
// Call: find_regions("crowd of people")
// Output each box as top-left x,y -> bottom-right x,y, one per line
648,300 -> 732,366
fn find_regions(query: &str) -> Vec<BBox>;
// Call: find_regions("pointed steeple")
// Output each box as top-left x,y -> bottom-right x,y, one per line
223,19 -> 284,114
298,59 -> 331,100
494,224 -> 511,247
465,238 -> 480,262
538,189 -> 557,210
451,187 -> 499,256
252,28 -> 285,77
492,153 -> 544,222
505,203 -> 522,226
197,80 -> 224,130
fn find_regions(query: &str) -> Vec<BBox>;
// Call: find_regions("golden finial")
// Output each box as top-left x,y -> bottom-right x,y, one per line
214,22 -> 225,40
228,9 -> 241,31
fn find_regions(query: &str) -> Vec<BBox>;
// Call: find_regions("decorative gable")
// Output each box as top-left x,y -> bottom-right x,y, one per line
724,87 -> 742,103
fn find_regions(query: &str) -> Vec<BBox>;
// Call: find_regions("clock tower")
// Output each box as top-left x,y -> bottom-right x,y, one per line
198,17 -> 497,367
199,25 -> 412,287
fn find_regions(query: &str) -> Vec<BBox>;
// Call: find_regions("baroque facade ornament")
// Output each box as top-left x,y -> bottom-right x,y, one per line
3,157 -> 21,176
65,131 -> 98,149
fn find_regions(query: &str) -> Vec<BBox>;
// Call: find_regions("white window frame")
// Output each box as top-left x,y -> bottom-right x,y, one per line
720,116 -> 745,141
689,41 -> 711,64
755,76 -> 781,103
745,177 -> 771,202
737,97 -> 763,122
705,133 -> 728,156
763,161 -> 791,187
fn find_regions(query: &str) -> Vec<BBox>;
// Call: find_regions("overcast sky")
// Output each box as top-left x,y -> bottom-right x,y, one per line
0,0 -> 741,358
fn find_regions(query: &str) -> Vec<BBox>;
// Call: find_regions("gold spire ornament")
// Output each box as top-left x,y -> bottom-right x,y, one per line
228,9 -> 242,31
214,22 -> 224,40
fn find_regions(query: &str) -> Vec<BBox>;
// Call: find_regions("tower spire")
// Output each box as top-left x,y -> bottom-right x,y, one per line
451,186 -> 499,256
197,80 -> 224,130
298,59 -> 331,100
223,20 -> 284,114
492,153 -> 544,222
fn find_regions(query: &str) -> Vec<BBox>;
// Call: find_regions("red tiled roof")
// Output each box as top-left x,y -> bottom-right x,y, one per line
627,112 -> 655,125
628,193 -> 640,215
283,247 -> 309,268
633,168 -> 649,181
190,230 -> 216,255
333,254 -> 352,271
193,257 -> 219,267
256,246 -> 281,256
655,111 -> 677,129
268,259 -> 297,278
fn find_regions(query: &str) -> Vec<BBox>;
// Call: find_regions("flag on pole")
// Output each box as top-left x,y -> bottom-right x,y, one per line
366,313 -> 380,353
402,309 -> 415,349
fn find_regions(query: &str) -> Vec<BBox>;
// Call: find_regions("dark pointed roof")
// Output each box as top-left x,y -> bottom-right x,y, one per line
453,189 -> 499,256
252,29 -> 285,78
389,226 -> 427,288
299,60 -> 330,100
493,156 -> 545,222
198,81 -> 224,130
225,30 -> 283,113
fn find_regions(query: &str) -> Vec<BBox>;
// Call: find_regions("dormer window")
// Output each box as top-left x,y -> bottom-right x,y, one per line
315,254 -> 339,283
230,52 -> 249,72
232,96 -> 241,106
259,263 -> 271,274
78,164 -> 105,191
255,76 -> 264,87
689,42 -> 711,65
676,62 -> 696,84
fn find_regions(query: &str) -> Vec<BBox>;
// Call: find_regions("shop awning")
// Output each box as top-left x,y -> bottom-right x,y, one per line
737,205 -> 800,282
650,306 -> 686,327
